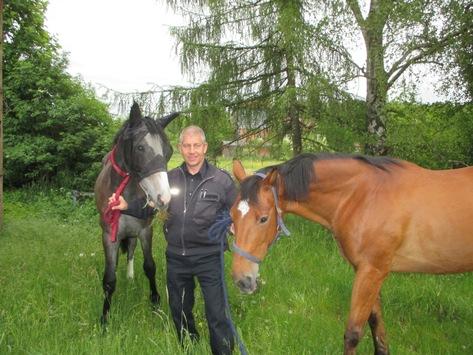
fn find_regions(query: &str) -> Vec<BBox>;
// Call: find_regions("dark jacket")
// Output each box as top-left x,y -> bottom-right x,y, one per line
164,160 -> 237,256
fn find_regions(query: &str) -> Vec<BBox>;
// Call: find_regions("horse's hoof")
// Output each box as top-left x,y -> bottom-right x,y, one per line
150,293 -> 160,306
100,315 -> 108,327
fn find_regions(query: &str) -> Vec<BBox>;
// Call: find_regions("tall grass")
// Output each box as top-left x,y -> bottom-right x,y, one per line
1,184 -> 473,354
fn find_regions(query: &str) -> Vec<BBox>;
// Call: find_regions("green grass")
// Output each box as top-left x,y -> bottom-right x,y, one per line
1,179 -> 473,354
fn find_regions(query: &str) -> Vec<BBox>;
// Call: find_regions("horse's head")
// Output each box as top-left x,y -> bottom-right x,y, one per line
114,102 -> 178,208
230,160 -> 282,294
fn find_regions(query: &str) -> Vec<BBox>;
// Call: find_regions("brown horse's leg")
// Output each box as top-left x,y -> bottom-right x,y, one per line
139,226 -> 160,306
368,296 -> 389,355
344,265 -> 388,355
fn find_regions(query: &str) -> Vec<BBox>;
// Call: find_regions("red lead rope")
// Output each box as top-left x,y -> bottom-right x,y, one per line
103,146 -> 131,242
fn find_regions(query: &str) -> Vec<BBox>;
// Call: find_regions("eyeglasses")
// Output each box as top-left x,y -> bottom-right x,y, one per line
180,143 -> 205,150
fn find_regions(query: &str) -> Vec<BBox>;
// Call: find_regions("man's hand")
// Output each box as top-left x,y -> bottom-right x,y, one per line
108,193 -> 128,210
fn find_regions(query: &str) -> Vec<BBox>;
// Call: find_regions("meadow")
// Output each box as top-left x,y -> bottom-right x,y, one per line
1,158 -> 473,354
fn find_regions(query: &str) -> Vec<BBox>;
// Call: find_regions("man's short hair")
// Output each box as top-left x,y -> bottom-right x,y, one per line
179,125 -> 206,144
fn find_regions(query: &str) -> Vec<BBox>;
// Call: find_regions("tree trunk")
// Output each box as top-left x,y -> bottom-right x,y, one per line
287,65 -> 302,156
348,0 -> 390,156
364,24 -> 389,156
290,104 -> 302,156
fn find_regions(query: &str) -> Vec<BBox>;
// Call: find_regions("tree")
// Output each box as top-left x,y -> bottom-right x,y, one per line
338,0 -> 472,154
162,0 -> 358,156
3,0 -> 115,188
438,2 -> 473,102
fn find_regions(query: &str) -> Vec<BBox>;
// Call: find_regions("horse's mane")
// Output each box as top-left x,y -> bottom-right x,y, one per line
240,153 -> 402,203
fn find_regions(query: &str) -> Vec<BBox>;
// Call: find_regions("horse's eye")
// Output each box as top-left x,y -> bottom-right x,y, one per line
137,145 -> 145,151
259,216 -> 268,224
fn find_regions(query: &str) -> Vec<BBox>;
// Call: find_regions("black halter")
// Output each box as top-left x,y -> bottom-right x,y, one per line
232,172 -> 291,264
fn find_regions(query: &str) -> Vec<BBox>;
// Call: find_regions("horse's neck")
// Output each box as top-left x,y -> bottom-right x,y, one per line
282,159 -> 371,228
108,151 -> 141,197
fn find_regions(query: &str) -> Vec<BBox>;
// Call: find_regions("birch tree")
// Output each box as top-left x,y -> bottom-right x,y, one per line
339,0 -> 472,154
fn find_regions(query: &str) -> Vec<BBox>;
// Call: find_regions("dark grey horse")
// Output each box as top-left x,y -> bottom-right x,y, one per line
94,102 -> 178,323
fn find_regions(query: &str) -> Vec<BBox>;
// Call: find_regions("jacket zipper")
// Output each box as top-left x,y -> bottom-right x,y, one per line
178,167 -> 214,256
178,168 -> 187,255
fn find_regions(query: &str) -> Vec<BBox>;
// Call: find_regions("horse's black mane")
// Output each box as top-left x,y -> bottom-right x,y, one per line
240,153 -> 402,203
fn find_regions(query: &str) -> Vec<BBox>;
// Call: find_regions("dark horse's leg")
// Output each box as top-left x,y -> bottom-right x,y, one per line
101,234 -> 120,324
139,226 -> 160,306
344,264 -> 388,355
368,295 -> 389,355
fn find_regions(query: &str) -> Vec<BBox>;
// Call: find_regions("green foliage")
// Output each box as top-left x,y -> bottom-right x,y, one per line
387,102 -> 473,168
304,77 -> 366,153
3,0 -> 115,189
437,0 -> 473,102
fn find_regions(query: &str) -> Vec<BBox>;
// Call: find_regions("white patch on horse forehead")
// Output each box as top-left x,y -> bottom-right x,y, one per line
238,200 -> 250,217
144,133 -> 164,155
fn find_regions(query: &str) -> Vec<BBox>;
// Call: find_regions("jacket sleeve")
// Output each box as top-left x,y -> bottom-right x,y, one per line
223,174 -> 238,210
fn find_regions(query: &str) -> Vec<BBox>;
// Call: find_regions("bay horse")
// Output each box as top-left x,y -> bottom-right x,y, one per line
94,102 -> 178,323
230,153 -> 473,354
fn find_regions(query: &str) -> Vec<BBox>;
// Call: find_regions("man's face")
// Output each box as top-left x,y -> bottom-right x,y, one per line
179,132 -> 208,170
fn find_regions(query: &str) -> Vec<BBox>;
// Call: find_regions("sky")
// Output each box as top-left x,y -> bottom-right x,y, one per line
45,0 -> 187,93
45,0 -> 446,103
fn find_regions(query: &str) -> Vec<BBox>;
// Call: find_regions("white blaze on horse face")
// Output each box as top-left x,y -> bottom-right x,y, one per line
238,200 -> 250,218
141,172 -> 171,206
139,133 -> 171,207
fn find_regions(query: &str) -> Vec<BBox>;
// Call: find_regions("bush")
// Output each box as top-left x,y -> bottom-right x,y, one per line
387,102 -> 473,168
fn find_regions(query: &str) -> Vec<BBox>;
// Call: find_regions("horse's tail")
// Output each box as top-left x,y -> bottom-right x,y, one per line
119,238 -> 129,254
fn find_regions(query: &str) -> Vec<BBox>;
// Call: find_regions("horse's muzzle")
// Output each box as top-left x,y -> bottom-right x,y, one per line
234,275 -> 257,294
156,193 -> 171,208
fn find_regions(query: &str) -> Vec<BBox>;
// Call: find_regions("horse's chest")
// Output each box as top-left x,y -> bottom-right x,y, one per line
120,216 -> 151,236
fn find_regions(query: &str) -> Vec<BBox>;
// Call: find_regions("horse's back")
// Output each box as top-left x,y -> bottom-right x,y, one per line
389,165 -> 473,273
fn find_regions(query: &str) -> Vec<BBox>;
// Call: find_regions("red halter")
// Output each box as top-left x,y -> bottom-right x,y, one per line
103,146 -> 131,242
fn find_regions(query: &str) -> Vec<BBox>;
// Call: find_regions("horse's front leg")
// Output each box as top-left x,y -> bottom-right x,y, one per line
344,264 -> 388,355
101,234 -> 120,325
139,226 -> 160,306
368,295 -> 389,355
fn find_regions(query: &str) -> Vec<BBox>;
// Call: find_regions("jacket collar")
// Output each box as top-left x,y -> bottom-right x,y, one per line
181,159 -> 209,177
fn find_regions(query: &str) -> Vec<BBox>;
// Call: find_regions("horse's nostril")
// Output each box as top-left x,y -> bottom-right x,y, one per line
156,195 -> 164,208
237,276 -> 254,293
158,193 -> 171,207
158,194 -> 171,207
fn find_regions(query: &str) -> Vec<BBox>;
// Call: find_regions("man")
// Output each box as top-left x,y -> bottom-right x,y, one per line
111,125 -> 237,354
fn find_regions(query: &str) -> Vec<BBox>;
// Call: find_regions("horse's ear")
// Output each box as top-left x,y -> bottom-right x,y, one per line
157,112 -> 180,128
129,102 -> 142,127
233,159 -> 247,182
263,168 -> 278,186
